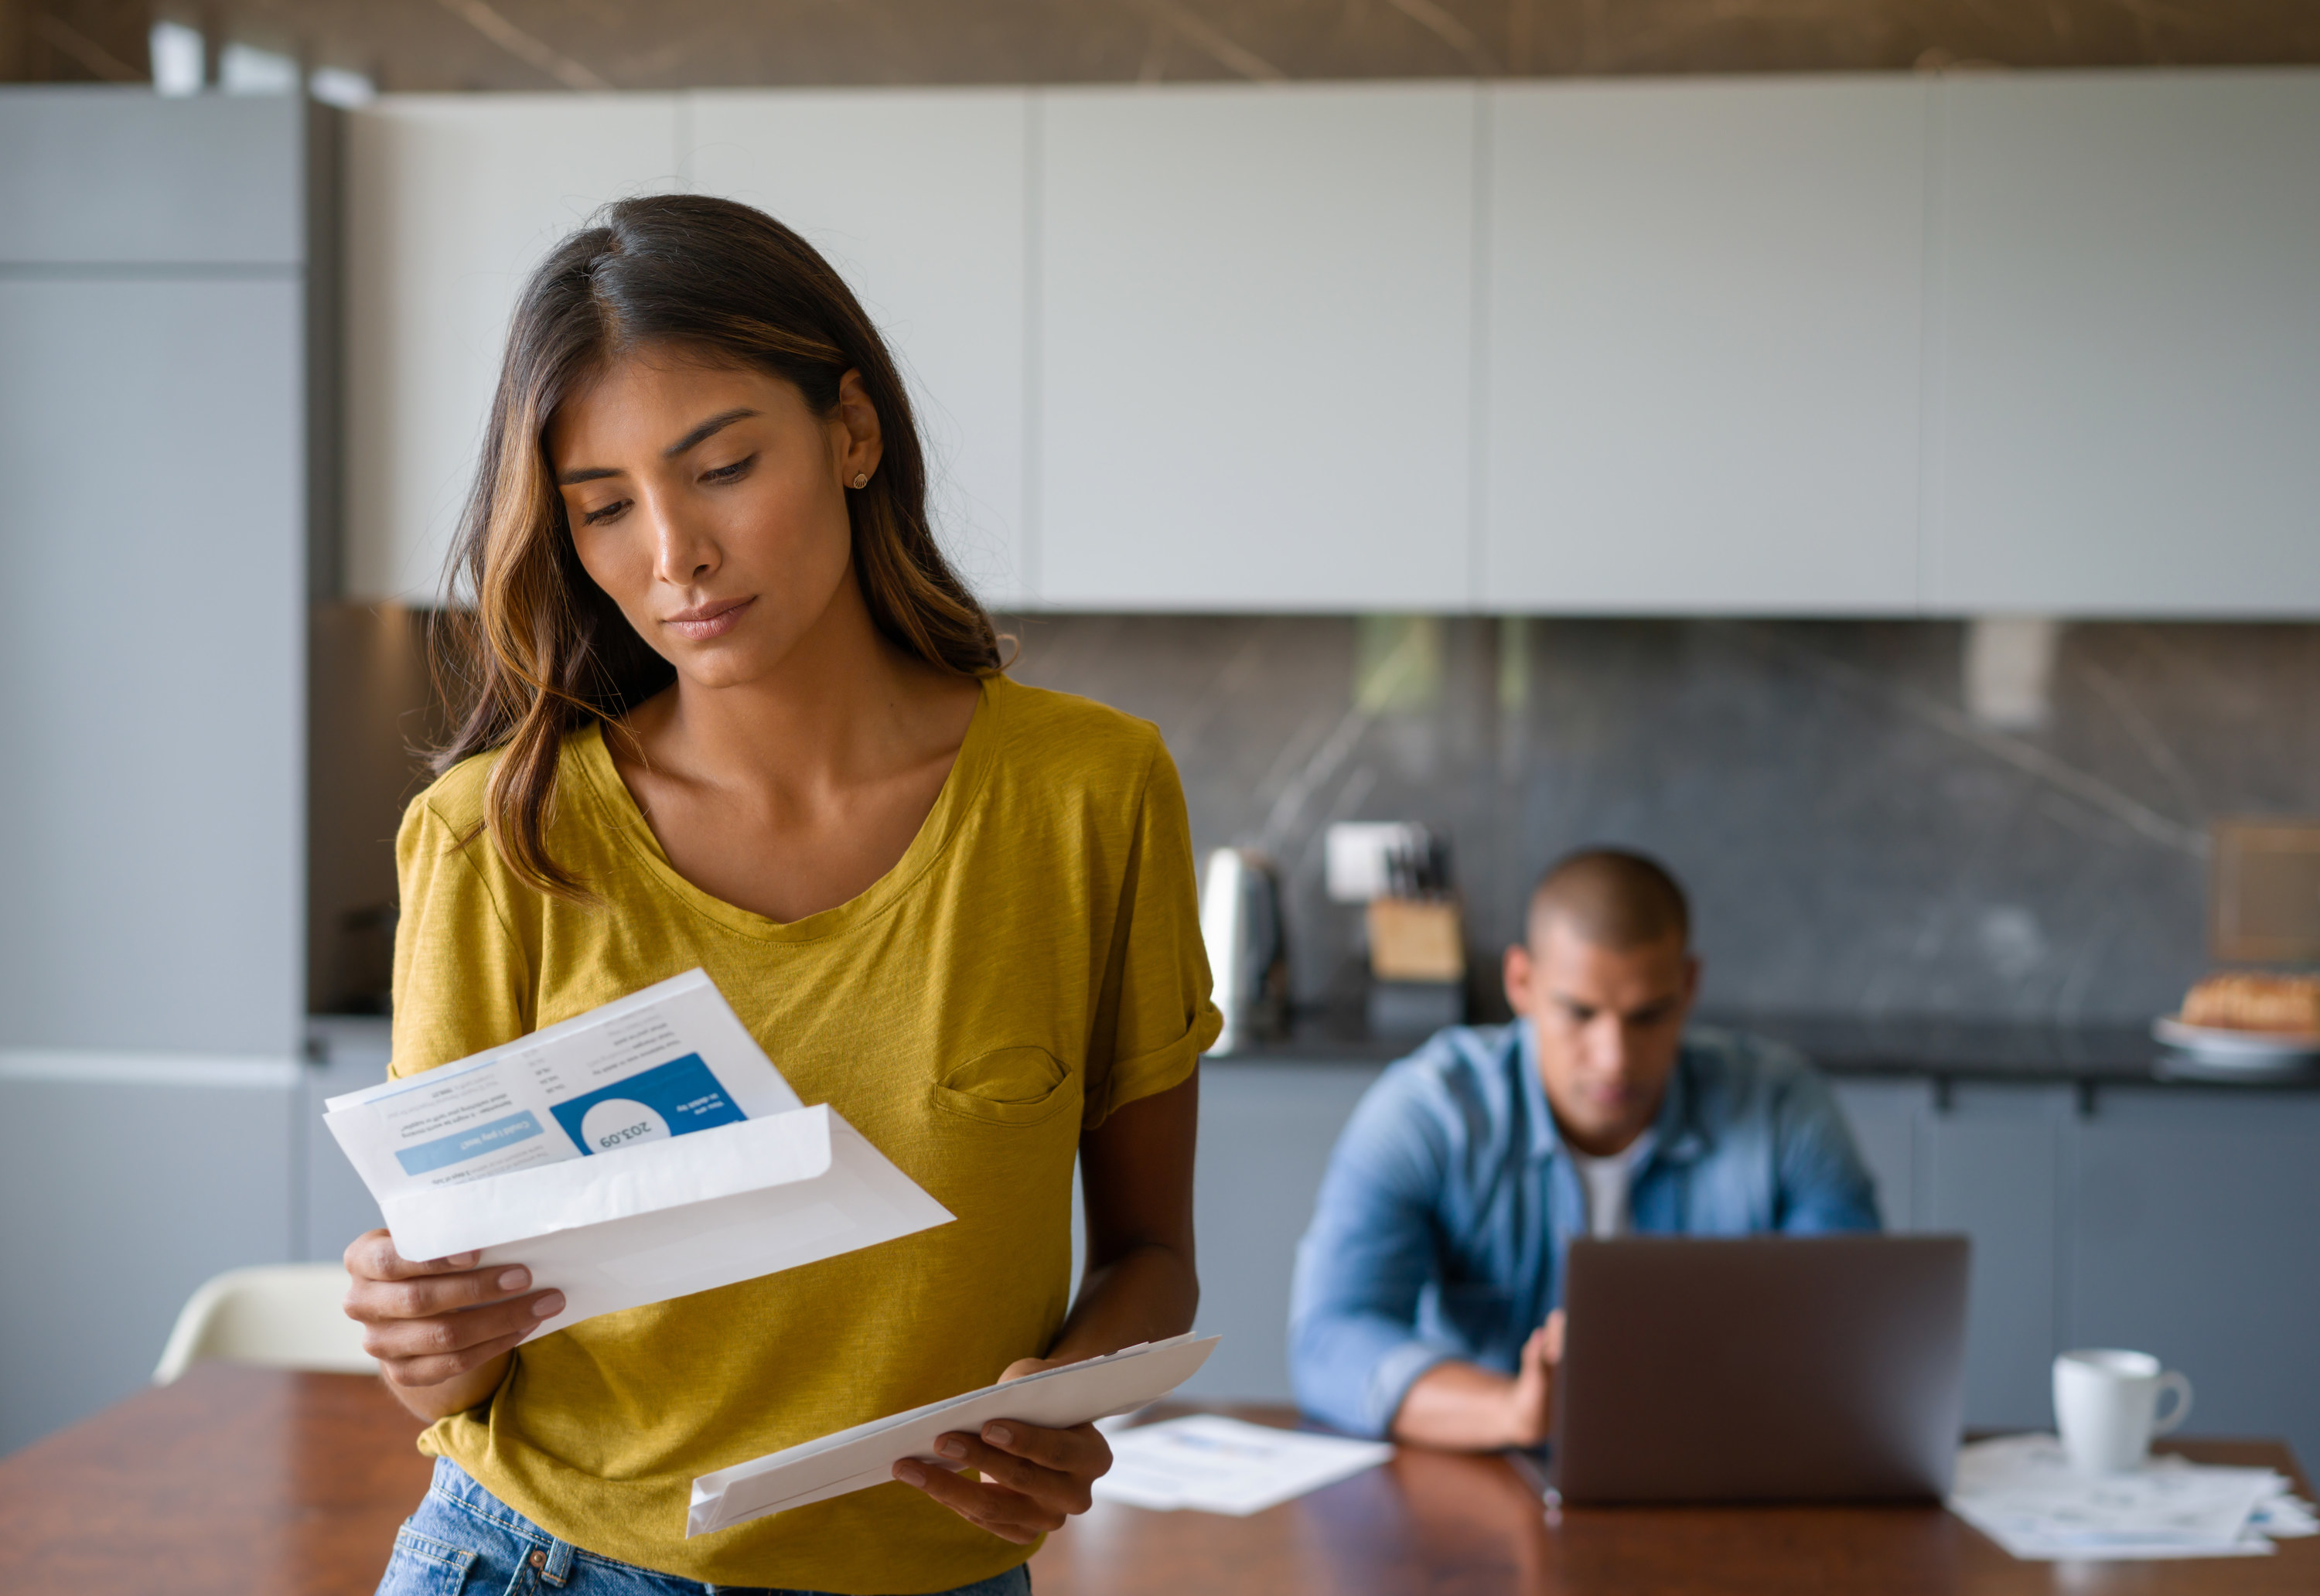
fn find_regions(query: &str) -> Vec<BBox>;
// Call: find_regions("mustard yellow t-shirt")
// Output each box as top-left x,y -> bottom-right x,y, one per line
387,675 -> 1220,1594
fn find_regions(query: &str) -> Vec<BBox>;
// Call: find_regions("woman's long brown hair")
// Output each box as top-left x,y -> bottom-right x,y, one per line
429,193 -> 1004,899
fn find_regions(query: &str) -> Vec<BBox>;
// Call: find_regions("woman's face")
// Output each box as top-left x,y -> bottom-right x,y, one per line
548,350 -> 882,691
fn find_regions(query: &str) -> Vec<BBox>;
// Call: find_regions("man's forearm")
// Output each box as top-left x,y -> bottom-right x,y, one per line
1389,1359 -> 1538,1451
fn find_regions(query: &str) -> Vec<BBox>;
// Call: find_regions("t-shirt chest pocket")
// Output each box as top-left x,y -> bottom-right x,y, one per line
933,1045 -> 1080,1127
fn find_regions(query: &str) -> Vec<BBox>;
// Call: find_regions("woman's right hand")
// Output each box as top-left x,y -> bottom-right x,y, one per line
342,1229 -> 565,1419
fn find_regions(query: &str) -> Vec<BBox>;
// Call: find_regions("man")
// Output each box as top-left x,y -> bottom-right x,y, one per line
1288,847 -> 1878,1448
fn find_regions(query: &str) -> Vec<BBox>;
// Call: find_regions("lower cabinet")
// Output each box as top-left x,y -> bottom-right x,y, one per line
1180,1066 -> 2318,1474
1919,1084 -> 2076,1432
1835,1078 -> 2319,1471
2069,1089 -> 2320,1475
1834,1079 -> 2072,1431
1179,1062 -> 1387,1403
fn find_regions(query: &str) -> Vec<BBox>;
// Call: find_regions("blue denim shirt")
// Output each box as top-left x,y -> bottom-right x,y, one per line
1287,1022 -> 1881,1438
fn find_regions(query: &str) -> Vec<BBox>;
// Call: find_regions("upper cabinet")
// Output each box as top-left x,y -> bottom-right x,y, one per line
343,96 -> 683,602
1,90 -> 314,1058
688,91 -> 1032,607
336,72 -> 2320,616
1482,77 -> 1928,615
1927,72 -> 2320,616
0,89 -> 306,266
1035,85 -> 1476,612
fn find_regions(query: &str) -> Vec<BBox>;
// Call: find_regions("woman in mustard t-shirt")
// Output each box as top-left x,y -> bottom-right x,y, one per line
343,195 -> 1220,1596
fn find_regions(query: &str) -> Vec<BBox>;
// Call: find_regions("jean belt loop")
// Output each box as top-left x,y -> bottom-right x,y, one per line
540,1536 -> 577,1588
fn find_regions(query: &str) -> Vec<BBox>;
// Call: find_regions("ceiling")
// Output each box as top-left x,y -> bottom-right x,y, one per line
10,0 -> 2320,92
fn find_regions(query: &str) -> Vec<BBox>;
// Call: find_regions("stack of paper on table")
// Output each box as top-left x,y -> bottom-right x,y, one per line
323,970 -> 952,1334
1090,1414 -> 1394,1516
688,1335 -> 1220,1536
1949,1434 -> 2320,1560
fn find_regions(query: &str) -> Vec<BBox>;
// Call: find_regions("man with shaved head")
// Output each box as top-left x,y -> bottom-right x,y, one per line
1289,847 -> 1878,1449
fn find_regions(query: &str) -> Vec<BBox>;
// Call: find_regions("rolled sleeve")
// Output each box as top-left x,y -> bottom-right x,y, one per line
1288,1064 -> 1462,1437
1082,740 -> 1222,1127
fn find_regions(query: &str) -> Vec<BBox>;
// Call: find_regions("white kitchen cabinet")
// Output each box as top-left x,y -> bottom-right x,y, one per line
1,91 -> 310,1060
0,278 -> 306,1055
0,87 -> 304,266
333,72 -> 2320,618
1035,84 -> 1477,612
1928,72 -> 2320,616
1481,77 -> 1928,615
1,87 -> 318,1455
343,95 -> 683,602
687,91 -> 1032,607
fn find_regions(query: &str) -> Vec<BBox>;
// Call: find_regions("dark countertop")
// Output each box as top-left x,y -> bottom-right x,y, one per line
1206,1008 -> 2320,1090
312,1008 -> 2316,1090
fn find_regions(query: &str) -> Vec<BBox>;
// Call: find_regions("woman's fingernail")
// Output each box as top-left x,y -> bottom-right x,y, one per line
533,1292 -> 565,1318
497,1267 -> 530,1293
896,1462 -> 927,1487
937,1436 -> 967,1459
984,1424 -> 1014,1446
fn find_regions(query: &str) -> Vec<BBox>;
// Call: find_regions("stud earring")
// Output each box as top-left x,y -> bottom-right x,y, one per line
851,472 -> 869,489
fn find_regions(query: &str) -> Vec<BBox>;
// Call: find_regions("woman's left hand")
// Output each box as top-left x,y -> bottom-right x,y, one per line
890,1356 -> 1114,1544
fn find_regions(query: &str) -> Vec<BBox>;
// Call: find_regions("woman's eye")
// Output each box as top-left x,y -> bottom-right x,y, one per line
578,499 -> 629,526
701,455 -> 756,484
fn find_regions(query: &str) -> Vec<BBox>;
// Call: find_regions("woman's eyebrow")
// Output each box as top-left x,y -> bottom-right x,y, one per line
554,408 -> 760,486
664,407 -> 759,459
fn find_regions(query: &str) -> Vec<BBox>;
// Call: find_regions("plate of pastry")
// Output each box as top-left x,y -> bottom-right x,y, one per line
2154,972 -> 2320,1076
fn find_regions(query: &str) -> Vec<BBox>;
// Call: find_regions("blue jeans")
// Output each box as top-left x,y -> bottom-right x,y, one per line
378,1457 -> 1033,1596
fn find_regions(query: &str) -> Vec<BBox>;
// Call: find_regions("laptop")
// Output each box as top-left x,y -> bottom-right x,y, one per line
1540,1233 -> 1970,1505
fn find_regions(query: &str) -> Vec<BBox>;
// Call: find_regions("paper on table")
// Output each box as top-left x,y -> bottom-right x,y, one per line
687,1335 -> 1221,1536
1091,1414 -> 1393,1516
322,970 -> 952,1334
1948,1434 -> 2306,1560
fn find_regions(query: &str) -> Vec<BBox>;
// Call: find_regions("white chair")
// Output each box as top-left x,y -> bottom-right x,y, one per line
152,1263 -> 377,1384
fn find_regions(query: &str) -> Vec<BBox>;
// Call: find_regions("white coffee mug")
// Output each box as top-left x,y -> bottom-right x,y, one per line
2053,1349 -> 2193,1475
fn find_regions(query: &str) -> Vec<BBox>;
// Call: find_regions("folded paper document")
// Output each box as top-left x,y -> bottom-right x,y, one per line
323,970 -> 952,1334
1092,1414 -> 1392,1516
1949,1434 -> 2320,1560
688,1334 -> 1221,1536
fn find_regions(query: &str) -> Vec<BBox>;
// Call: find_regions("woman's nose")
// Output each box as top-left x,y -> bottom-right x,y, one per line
648,506 -> 718,585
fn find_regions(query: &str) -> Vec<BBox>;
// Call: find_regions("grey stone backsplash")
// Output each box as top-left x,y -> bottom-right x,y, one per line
1000,616 -> 2320,1028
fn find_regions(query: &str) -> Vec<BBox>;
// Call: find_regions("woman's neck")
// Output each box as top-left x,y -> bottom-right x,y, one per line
624,568 -> 971,803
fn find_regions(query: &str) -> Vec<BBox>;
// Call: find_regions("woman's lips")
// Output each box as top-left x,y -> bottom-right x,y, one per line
664,596 -> 754,642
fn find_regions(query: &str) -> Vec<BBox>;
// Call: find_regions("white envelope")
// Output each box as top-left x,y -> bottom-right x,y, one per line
322,970 -> 954,1335
688,1334 -> 1221,1536
384,1103 -> 954,1335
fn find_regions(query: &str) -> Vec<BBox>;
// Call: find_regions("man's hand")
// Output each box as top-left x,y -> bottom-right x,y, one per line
889,1356 -> 1115,1544
1503,1310 -> 1566,1448
342,1229 -> 563,1420
1390,1308 -> 1566,1451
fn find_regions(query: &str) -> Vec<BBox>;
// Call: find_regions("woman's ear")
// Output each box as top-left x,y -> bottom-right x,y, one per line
834,368 -> 884,485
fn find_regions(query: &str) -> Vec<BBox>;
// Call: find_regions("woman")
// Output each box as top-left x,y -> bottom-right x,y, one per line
345,194 -> 1217,1596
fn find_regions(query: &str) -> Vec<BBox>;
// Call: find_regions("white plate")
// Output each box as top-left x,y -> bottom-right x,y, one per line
2151,1016 -> 2320,1066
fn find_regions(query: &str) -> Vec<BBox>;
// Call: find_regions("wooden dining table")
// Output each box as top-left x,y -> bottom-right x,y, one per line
1,1365 -> 2309,1595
